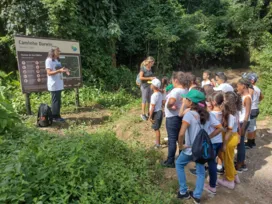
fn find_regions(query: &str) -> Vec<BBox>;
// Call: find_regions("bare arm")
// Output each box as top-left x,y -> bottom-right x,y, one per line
259,92 -> 264,102
243,97 -> 251,122
241,97 -> 251,132
149,104 -> 155,121
139,71 -> 154,81
222,129 -> 233,151
209,125 -> 224,139
178,121 -> 189,149
46,68 -> 61,76
179,98 -> 187,117
167,98 -> 177,109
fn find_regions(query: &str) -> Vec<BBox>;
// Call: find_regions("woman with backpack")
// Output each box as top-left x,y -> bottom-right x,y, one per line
139,56 -> 156,121
176,89 -> 221,204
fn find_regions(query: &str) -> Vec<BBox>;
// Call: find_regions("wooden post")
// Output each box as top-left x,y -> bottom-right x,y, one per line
75,88 -> 80,108
25,93 -> 32,115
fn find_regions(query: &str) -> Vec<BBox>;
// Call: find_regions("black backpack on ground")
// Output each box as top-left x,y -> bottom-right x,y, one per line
189,113 -> 214,164
37,103 -> 53,127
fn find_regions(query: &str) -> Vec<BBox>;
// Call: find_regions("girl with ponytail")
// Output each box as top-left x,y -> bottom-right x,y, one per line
217,91 -> 242,189
176,89 -> 222,203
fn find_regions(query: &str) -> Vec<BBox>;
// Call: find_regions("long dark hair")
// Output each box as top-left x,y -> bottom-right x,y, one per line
191,102 -> 209,125
222,91 -> 242,128
161,76 -> 169,89
190,88 -> 209,124
211,91 -> 224,106
238,78 -> 252,89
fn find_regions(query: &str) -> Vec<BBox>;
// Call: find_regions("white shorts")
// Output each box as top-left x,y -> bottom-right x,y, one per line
247,118 -> 257,132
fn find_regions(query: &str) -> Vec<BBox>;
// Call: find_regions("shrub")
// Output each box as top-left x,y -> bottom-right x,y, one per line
251,32 -> 272,115
0,127 -> 172,203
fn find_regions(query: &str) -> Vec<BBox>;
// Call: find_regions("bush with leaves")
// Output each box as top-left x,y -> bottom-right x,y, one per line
0,127 -> 172,203
250,32 -> 272,115
0,71 -> 21,133
0,96 -> 20,134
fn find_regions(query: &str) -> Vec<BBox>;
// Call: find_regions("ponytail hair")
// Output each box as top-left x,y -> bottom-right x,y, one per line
140,56 -> 155,68
191,102 -> 209,124
190,88 -> 209,124
161,76 -> 169,89
211,91 -> 224,106
222,91 -> 242,128
238,78 -> 252,89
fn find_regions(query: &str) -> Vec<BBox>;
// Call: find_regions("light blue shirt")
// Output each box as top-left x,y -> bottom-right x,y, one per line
45,58 -> 64,91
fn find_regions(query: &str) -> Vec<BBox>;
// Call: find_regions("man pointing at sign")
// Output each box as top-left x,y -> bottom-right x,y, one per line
46,48 -> 69,122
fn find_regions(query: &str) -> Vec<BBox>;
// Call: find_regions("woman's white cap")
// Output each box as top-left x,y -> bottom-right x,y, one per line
151,78 -> 161,88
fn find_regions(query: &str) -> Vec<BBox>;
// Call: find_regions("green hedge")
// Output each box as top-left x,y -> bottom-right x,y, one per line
0,127 -> 172,203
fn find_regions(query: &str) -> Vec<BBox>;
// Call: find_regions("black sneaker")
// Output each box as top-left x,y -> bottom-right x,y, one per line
241,164 -> 248,172
245,142 -> 253,149
189,168 -> 197,176
236,166 -> 243,173
217,168 -> 224,175
189,191 -> 200,204
161,160 -> 175,168
236,165 -> 248,173
252,139 -> 256,146
177,191 -> 190,199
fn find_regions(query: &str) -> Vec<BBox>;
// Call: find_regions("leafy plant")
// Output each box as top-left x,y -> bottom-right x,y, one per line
0,126 -> 172,203
251,32 -> 272,115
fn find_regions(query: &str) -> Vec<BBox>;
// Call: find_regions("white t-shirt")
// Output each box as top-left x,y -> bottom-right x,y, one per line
251,85 -> 261,110
209,111 -> 223,144
182,110 -> 221,155
165,88 -> 188,118
228,114 -> 239,133
239,95 -> 251,122
45,58 -> 64,91
150,92 -> 163,112
201,80 -> 211,87
214,83 -> 234,92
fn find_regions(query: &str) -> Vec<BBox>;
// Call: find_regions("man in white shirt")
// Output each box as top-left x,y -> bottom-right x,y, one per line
213,72 -> 234,92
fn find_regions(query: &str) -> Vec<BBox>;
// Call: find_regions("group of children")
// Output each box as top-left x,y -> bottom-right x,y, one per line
146,70 -> 263,204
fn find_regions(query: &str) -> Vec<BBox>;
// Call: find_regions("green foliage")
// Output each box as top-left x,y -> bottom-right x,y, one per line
251,32 -> 272,115
0,71 -> 21,133
0,70 -> 136,114
0,126 -> 172,203
0,0 -> 272,114
0,96 -> 20,134
1,0 -> 271,76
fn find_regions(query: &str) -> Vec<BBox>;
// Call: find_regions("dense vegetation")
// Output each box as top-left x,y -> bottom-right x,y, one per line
0,1 -> 272,203
0,125 -> 173,203
0,0 -> 271,114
